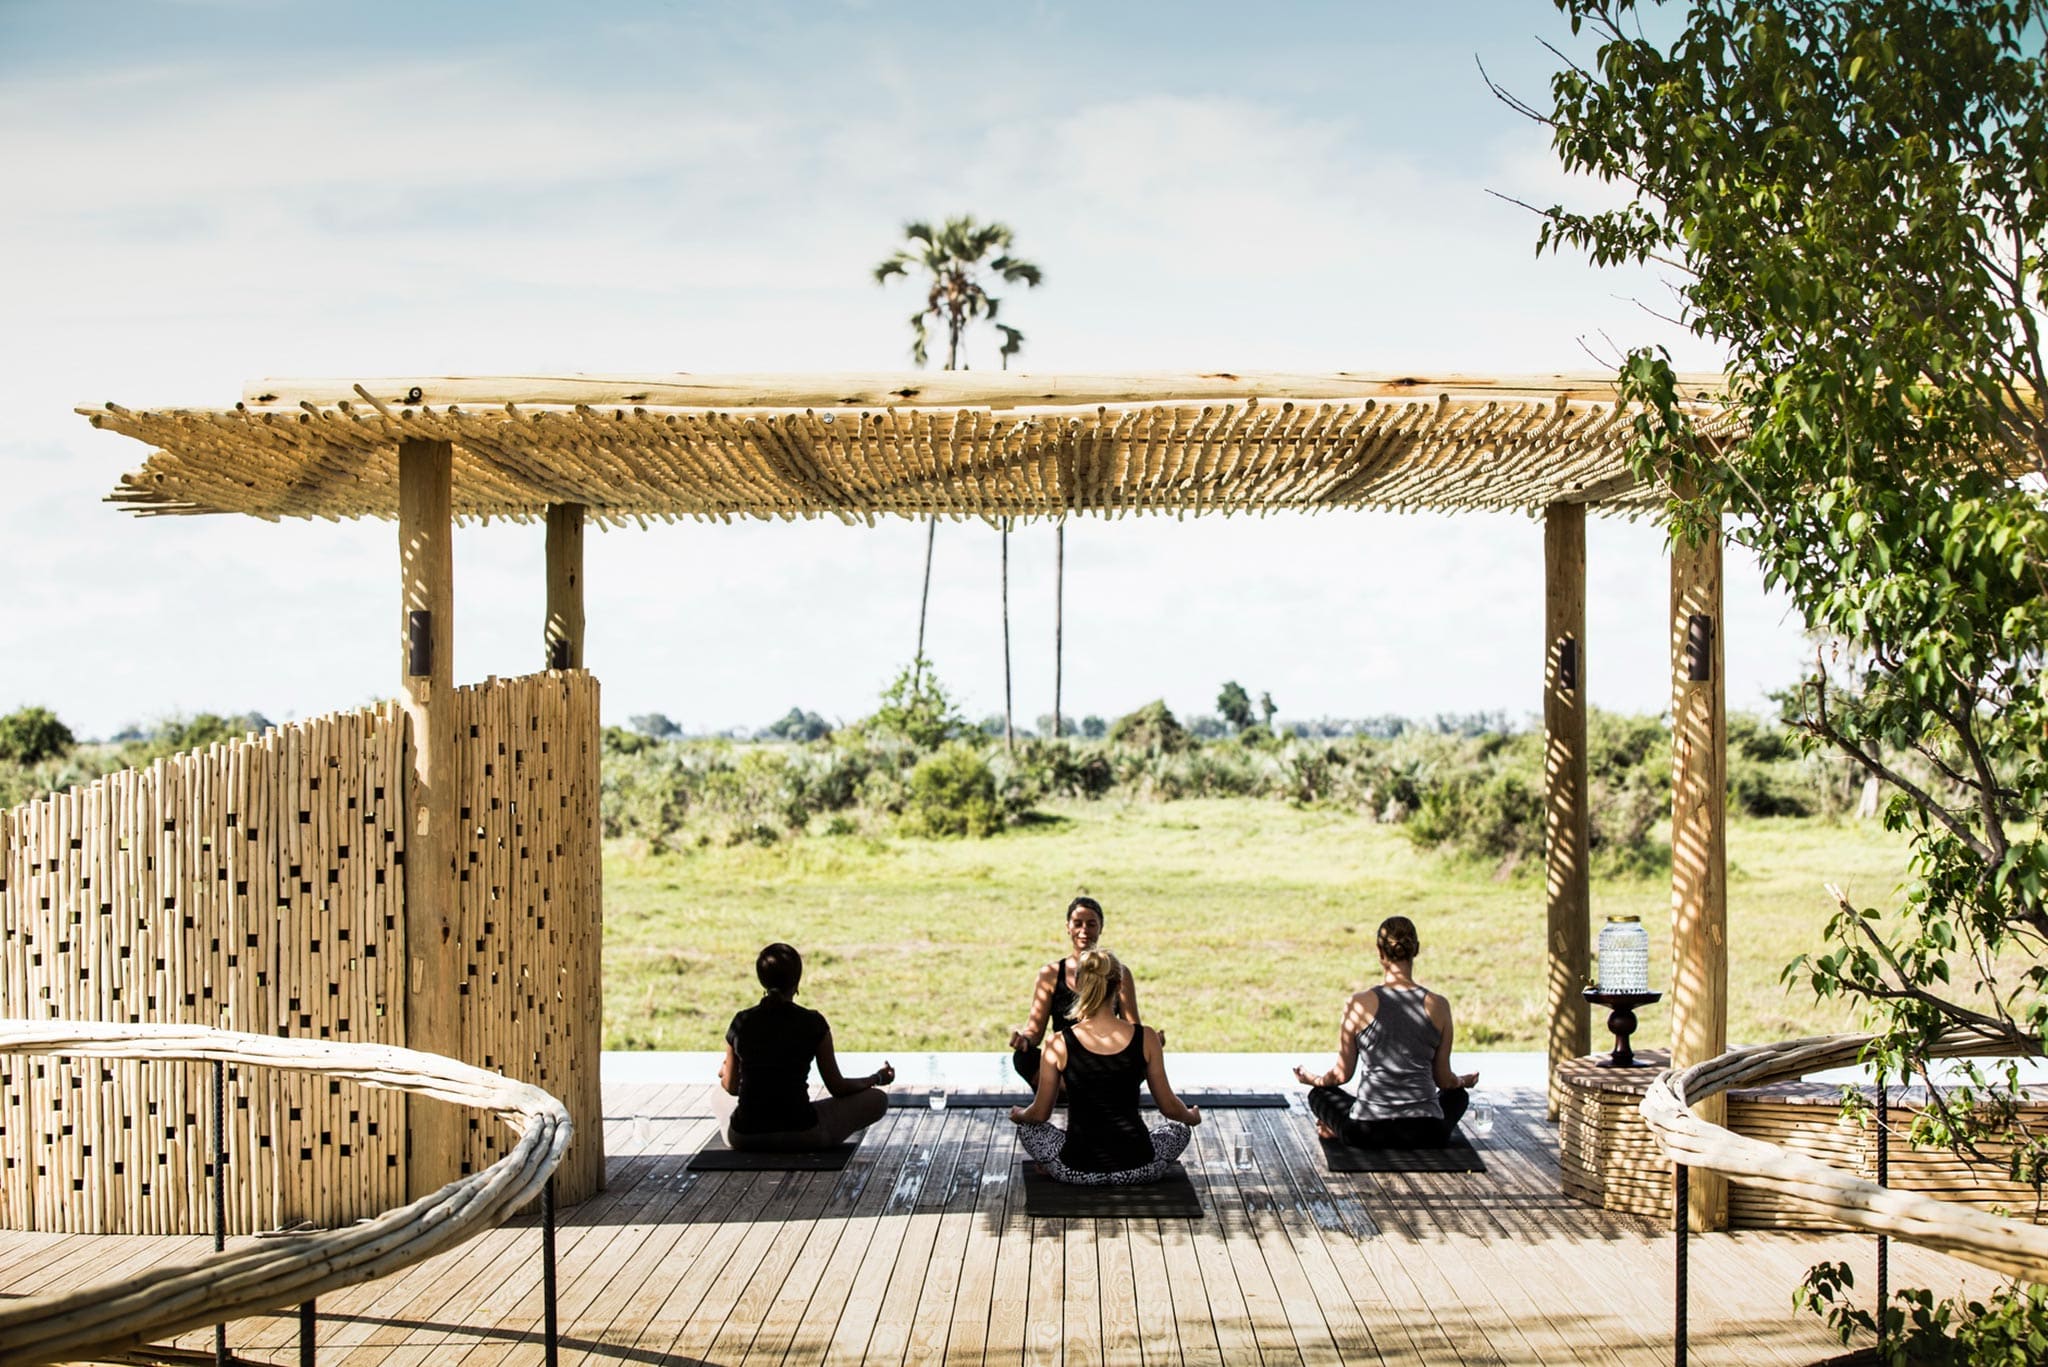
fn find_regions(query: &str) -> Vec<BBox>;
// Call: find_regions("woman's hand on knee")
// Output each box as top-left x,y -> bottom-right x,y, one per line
1007,1105 -> 1030,1125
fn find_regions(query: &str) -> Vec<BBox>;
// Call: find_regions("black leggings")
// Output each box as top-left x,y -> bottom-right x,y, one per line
1309,1084 -> 1469,1148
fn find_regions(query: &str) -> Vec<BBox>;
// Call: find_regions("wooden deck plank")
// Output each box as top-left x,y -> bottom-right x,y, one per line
1244,1108 -> 1392,1365
776,1103 -> 922,1367
1154,1192 -> 1222,1367
1094,1213 -> 1143,1367
1223,1108 -> 1349,1367
1062,1210 -> 1104,1367
732,1117 -> 902,1367
398,1110 -> 690,1367
838,1106 -> 957,1366
0,1079 -> 2025,1367
982,1126 -> 1038,1365
940,1114 -> 1014,1367
1022,1204 -> 1064,1367
1174,1119 -> 1262,1366
872,1097 -> 982,1366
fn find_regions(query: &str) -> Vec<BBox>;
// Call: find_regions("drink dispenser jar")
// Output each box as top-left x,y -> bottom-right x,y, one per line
1596,915 -> 1650,993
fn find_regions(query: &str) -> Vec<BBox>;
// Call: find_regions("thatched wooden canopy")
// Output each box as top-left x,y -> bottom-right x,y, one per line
77,369 -> 1745,1230
84,371 -> 1735,523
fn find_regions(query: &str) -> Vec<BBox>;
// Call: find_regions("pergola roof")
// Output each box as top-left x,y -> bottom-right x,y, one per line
82,371 -> 1736,525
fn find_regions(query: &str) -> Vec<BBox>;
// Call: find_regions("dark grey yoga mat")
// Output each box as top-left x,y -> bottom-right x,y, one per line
887,1090 -> 1290,1110
1019,1161 -> 1204,1218
1318,1132 -> 1487,1173
686,1133 -> 859,1171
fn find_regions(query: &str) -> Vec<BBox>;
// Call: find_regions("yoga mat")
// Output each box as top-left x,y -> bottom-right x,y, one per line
686,1133 -> 860,1171
887,1090 -> 1290,1110
1019,1162 -> 1205,1218
889,1091 -> 1032,1110
1318,1133 -> 1487,1173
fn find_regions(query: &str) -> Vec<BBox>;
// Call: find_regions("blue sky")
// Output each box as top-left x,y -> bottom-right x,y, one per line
0,1 -> 1806,738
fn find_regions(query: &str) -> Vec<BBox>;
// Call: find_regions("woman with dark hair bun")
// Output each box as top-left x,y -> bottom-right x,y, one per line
1291,915 -> 1479,1148
1008,895 -> 1143,1086
714,942 -> 894,1152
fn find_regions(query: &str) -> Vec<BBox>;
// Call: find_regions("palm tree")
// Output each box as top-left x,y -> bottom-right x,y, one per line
874,217 -> 1043,735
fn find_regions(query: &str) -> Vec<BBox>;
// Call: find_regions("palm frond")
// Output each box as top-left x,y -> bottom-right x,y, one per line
991,254 -> 1043,287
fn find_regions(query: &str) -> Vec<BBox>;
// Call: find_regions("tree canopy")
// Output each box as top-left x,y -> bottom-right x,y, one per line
1521,0 -> 2047,1347
872,215 -> 1043,370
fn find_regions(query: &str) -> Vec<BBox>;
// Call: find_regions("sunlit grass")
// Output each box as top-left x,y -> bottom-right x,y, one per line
602,798 -> 1913,1055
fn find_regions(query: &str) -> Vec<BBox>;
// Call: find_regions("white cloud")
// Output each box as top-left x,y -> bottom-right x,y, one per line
0,8 -> 1799,738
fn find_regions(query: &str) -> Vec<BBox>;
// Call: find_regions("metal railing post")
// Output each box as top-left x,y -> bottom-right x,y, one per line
213,1059 -> 228,1367
1674,1161 -> 1689,1367
542,1175 -> 559,1367
1876,1069 -> 1889,1350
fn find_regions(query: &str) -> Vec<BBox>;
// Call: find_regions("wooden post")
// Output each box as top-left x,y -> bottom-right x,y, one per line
544,504 -> 585,671
1543,502 -> 1590,1119
398,438 -> 462,1197
1670,503 -> 1728,1231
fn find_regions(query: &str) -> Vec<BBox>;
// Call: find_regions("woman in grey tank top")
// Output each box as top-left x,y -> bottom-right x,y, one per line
1291,916 -> 1479,1148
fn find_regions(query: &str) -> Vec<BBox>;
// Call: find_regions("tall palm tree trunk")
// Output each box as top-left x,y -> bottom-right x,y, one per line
913,517 -> 936,691
1053,522 -> 1063,738
914,320 -> 967,694
1001,517 -> 1014,750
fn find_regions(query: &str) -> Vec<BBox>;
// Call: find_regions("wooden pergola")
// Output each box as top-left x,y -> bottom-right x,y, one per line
83,369 -> 1744,1229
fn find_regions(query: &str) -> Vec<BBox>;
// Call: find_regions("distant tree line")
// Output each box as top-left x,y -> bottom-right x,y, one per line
596,665 -> 1871,865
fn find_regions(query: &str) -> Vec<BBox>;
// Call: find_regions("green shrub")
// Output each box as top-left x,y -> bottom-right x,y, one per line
864,658 -> 967,749
1108,700 -> 1188,753
0,707 -> 74,766
901,742 -> 1003,837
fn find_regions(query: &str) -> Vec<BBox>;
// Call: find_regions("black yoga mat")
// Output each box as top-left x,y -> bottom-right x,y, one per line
889,1091 -> 1032,1110
686,1133 -> 860,1172
1019,1161 -> 1205,1218
887,1090 -> 1290,1110
1318,1133 -> 1487,1173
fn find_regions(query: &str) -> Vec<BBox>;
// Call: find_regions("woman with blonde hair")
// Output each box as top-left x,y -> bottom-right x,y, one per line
1009,948 -> 1200,1184
1293,915 -> 1478,1148
1009,895 -> 1142,1087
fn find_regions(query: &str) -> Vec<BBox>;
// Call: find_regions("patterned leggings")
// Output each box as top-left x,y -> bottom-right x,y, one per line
1015,1120 -> 1192,1185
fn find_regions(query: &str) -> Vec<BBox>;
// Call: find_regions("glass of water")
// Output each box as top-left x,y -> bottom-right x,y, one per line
1232,1138 -> 1255,1170
1466,1100 -> 1495,1140
929,1085 -> 948,1112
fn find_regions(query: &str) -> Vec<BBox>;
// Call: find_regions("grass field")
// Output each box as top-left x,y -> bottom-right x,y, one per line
602,797 -> 1914,1056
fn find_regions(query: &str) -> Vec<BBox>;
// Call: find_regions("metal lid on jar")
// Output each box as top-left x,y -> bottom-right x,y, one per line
1605,914 -> 1640,923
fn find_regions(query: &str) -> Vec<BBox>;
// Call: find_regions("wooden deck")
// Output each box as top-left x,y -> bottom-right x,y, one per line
0,1083 -> 2003,1365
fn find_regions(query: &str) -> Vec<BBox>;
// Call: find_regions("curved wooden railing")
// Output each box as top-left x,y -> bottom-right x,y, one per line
0,1021 -> 571,1367
1640,1029 -> 2048,1281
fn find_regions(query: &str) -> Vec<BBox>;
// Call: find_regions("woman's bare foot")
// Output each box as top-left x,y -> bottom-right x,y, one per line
1315,1122 -> 1338,1141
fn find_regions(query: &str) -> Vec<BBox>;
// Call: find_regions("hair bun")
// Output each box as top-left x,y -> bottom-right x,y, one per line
1376,916 -> 1420,962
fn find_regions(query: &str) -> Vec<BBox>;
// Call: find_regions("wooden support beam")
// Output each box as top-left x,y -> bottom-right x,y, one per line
243,368 -> 1730,413
398,437 -> 463,1197
1544,502 -> 1591,1118
1670,504 -> 1729,1231
544,503 -> 585,670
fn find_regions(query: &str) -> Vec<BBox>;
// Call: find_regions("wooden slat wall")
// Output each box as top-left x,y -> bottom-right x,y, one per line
1557,1058 -> 2048,1230
448,670 -> 605,1203
0,672 -> 605,1231
0,704 -> 409,1234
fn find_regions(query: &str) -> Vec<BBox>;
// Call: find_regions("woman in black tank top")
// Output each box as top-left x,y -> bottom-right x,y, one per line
1009,949 -> 1200,1184
1009,896 -> 1145,1087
